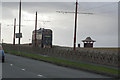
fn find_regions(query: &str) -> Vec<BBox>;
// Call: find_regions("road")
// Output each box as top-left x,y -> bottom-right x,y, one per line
2,54 -> 111,78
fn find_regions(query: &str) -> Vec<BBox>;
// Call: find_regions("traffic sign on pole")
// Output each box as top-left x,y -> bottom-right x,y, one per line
16,33 -> 22,38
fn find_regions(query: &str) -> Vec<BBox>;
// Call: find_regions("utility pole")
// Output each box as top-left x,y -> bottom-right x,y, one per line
2,39 -> 3,45
13,18 -> 16,45
24,13 -> 51,47
18,0 -> 21,45
73,0 -> 78,51
56,0 -> 93,51
35,11 -> 37,46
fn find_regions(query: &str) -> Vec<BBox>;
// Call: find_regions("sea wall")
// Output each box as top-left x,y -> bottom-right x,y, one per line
3,44 -> 119,67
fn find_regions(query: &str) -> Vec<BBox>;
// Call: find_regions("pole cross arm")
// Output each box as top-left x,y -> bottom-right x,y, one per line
56,11 -> 94,15
24,20 -> 51,22
7,24 -> 24,26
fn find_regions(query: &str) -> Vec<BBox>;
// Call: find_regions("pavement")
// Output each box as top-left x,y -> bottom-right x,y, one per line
2,54 -> 111,78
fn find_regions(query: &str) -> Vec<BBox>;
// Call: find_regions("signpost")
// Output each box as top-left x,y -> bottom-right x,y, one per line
16,33 -> 22,38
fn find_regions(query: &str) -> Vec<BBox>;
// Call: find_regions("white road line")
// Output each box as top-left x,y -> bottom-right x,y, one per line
21,69 -> 25,71
37,74 -> 47,78
37,74 -> 43,77
10,64 -> 13,66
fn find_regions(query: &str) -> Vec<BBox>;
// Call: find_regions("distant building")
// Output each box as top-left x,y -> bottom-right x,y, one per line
82,37 -> 96,48
32,28 -> 52,48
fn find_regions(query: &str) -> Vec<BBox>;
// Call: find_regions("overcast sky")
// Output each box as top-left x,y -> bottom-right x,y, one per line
0,1 -> 119,47
0,0 -> 1,22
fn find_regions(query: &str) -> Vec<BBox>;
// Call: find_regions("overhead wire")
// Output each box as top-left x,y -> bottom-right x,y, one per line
77,2 -> 117,15
59,2 -> 117,15
78,3 -> 117,11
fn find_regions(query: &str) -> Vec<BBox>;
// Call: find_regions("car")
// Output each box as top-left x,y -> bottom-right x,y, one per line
0,45 -> 5,63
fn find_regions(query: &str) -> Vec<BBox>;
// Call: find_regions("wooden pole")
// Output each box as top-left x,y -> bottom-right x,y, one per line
35,11 -> 37,46
13,18 -> 16,45
73,0 -> 78,51
18,0 -> 21,45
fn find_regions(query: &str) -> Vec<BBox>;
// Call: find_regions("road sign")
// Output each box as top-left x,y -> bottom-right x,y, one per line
16,33 -> 22,38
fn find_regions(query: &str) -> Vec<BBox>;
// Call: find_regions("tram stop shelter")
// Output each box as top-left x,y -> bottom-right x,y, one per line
82,37 -> 96,48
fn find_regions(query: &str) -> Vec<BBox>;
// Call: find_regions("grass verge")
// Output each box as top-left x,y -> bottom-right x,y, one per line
4,50 -> 120,78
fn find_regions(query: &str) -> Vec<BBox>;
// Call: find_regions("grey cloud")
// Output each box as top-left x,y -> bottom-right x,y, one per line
1,2 -> 118,47
0,2 -> 2,22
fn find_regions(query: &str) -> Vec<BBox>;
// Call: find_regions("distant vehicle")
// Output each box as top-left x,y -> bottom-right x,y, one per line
0,45 -> 5,63
32,28 -> 52,48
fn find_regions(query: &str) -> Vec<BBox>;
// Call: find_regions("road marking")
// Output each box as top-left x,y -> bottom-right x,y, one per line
21,69 -> 25,71
10,64 -> 13,66
37,74 -> 47,78
37,74 -> 43,77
